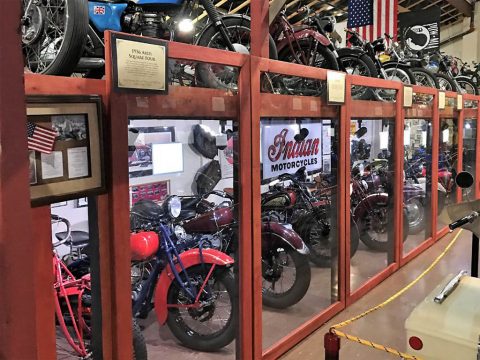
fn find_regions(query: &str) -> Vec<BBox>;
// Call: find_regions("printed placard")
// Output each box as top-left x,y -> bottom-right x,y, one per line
403,86 -> 413,107
327,71 -> 346,104
438,91 -> 446,110
457,94 -> 463,110
112,33 -> 168,94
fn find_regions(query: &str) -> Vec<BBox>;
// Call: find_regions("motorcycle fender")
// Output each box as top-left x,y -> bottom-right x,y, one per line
336,47 -> 367,59
154,248 -> 234,325
276,29 -> 331,54
437,182 -> 447,193
261,222 -> 309,255
353,193 -> 389,220
382,61 -> 411,70
194,14 -> 251,46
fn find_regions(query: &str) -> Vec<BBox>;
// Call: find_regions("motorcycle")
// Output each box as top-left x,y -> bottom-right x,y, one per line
346,29 -> 417,101
128,195 -> 237,351
176,190 -> 312,309
261,167 -> 359,267
305,14 -> 379,100
22,0 -> 277,87
350,163 -> 409,251
51,215 -> 147,359
263,3 -> 339,96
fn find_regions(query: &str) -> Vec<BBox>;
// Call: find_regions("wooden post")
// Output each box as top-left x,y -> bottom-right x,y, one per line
250,0 -> 270,58
0,1 -> 55,359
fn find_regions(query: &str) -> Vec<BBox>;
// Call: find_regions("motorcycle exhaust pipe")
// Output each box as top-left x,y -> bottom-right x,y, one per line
75,57 -> 105,71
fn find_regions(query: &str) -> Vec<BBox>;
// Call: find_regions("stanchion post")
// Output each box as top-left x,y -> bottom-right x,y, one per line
324,332 -> 341,360
472,234 -> 479,277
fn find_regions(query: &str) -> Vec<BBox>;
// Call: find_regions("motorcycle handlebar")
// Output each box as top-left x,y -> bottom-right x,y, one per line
449,211 -> 479,230
51,216 -> 72,248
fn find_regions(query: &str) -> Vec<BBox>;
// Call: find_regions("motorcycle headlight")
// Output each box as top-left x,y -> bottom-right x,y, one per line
174,225 -> 187,240
163,196 -> 181,218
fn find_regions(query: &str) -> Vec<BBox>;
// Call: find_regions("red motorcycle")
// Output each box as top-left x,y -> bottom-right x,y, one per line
177,190 -> 312,309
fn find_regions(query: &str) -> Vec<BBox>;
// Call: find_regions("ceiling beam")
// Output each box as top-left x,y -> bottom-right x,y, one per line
424,0 -> 444,9
445,0 -> 473,16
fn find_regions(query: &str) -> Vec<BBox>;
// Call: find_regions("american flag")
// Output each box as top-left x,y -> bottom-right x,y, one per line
27,122 -> 56,154
348,0 -> 398,43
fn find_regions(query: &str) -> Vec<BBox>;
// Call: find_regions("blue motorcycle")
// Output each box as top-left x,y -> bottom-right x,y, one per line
22,0 -> 277,85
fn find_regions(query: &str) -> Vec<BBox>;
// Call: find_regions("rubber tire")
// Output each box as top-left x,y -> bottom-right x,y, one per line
278,39 -> 339,71
132,320 -> 148,360
262,248 -> 311,309
456,76 -> 479,95
382,63 -> 416,84
410,67 -> 440,89
337,51 -> 378,100
166,267 -> 236,352
196,17 -> 277,89
294,214 -> 359,267
436,73 -> 457,92
24,0 -> 89,76
358,206 -> 409,252
405,198 -> 426,235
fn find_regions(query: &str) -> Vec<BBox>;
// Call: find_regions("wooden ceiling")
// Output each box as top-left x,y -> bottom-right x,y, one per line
219,0 -> 475,27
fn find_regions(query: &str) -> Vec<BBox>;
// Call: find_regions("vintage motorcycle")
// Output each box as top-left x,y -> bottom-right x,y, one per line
51,215 -> 147,359
22,0 -> 276,85
176,190 -> 312,309
261,168 -> 360,267
350,163 -> 409,251
128,196 -> 237,351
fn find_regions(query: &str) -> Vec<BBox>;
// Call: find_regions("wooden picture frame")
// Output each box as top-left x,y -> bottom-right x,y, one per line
27,95 -> 106,207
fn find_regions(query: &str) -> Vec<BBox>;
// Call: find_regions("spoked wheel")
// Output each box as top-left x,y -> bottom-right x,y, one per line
358,205 -> 408,251
275,38 -> 339,96
404,198 -> 426,235
436,73 -> 457,92
166,266 -> 236,351
22,0 -> 88,76
338,54 -> 378,100
262,247 -> 311,309
196,17 -> 277,90
411,68 -> 439,89
377,65 -> 415,101
456,77 -> 478,95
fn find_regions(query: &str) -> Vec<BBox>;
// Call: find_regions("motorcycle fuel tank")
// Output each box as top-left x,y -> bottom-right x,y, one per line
130,231 -> 159,261
183,207 -> 234,234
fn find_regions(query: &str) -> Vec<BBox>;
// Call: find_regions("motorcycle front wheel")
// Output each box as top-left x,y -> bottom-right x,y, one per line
377,64 -> 415,101
410,67 -> 439,89
404,197 -> 426,235
196,17 -> 277,90
262,247 -> 311,309
337,53 -> 378,100
22,0 -> 88,76
456,76 -> 478,95
166,266 -> 236,351
356,205 -> 409,252
436,73 -> 457,92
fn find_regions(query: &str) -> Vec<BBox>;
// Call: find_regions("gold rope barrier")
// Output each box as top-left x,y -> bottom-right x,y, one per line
329,229 -> 464,359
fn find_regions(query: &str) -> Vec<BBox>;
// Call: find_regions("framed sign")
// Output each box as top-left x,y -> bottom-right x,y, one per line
457,94 -> 463,110
27,96 -> 105,206
327,71 -> 346,104
111,32 -> 168,94
130,180 -> 170,207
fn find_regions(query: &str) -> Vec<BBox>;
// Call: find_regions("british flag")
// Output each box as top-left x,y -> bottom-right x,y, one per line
93,6 -> 106,15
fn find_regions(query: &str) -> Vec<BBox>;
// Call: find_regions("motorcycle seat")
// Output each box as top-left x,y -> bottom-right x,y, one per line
178,209 -> 198,221
55,231 -> 90,247
292,24 -> 312,32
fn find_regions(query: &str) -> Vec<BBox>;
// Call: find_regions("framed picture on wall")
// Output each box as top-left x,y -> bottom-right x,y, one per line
27,96 -> 105,207
130,180 -> 170,207
75,197 -> 88,208
51,201 -> 68,208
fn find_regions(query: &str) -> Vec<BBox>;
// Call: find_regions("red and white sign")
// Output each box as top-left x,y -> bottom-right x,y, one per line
261,124 -> 322,179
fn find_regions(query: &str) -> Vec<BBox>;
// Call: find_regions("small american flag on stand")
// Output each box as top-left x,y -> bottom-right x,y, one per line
27,122 -> 57,154
348,0 -> 398,43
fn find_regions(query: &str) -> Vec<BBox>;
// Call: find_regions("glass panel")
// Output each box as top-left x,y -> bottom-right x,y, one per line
437,118 -> 459,231
259,118 -> 339,349
260,72 -> 327,99
463,118 -> 477,201
51,199 -> 103,359
128,118 -> 238,359
350,118 -> 396,292
403,119 -> 433,255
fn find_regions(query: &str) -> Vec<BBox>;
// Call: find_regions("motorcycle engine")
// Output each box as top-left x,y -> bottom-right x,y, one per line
131,261 -> 152,302
197,234 -> 223,251
123,9 -> 170,39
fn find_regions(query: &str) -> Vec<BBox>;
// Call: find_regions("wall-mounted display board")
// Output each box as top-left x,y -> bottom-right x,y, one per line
28,96 -> 105,206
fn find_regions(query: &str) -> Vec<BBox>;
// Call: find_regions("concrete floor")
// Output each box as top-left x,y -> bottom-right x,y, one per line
281,229 -> 472,360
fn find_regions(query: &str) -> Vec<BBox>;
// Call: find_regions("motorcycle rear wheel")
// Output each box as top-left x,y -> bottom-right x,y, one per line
456,76 -> 478,95
166,266 -> 236,351
436,73 -> 457,92
405,197 -> 426,235
262,247 -> 311,309
196,17 -> 277,90
337,53 -> 378,100
410,67 -> 439,89
22,0 -> 88,76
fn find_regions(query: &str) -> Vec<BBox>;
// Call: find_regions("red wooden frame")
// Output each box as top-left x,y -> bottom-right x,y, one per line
4,4 -> 480,358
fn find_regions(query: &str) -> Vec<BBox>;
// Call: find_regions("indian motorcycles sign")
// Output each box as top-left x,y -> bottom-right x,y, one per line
261,124 -> 322,179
